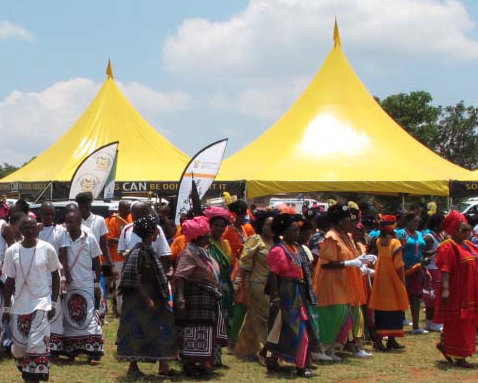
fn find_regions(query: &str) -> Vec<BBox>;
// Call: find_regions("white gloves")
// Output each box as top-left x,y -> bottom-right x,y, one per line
360,265 -> 376,276
344,254 -> 377,269
358,254 -> 377,265
344,259 -> 363,268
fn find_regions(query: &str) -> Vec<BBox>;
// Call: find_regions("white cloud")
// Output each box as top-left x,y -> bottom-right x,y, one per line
208,75 -> 310,119
0,78 -> 192,165
163,0 -> 478,78
0,20 -> 34,41
118,82 -> 191,114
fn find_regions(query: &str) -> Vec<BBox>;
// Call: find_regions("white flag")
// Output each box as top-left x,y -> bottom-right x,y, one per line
69,141 -> 119,200
175,139 -> 228,224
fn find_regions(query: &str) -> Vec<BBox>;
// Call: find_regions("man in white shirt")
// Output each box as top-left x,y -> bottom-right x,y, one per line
75,192 -> 115,272
2,215 -> 61,383
118,202 -> 171,259
38,201 -> 65,356
59,210 -> 104,364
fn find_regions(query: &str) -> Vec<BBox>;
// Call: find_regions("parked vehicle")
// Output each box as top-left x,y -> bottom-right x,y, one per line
269,197 -> 328,213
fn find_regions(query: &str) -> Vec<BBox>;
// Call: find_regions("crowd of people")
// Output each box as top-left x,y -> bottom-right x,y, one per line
0,194 -> 477,382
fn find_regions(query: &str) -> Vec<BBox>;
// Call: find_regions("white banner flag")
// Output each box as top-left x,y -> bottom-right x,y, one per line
175,139 -> 228,224
69,141 -> 119,200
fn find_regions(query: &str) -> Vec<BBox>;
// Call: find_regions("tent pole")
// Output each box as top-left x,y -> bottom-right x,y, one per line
401,193 -> 405,211
34,182 -> 53,204
447,196 -> 452,211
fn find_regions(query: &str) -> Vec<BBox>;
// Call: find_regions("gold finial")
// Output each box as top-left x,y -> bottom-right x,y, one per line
333,18 -> 341,48
106,59 -> 114,79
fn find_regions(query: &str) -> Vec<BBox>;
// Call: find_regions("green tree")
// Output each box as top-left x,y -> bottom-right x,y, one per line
0,156 -> 36,180
434,102 -> 478,169
0,163 -> 19,179
379,92 -> 478,170
378,91 -> 441,147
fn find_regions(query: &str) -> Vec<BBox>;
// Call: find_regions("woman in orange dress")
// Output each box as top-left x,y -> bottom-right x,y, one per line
313,203 -> 372,360
369,226 -> 409,351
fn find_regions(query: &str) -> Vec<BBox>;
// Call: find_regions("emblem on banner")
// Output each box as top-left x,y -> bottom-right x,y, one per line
79,174 -> 99,192
95,153 -> 112,171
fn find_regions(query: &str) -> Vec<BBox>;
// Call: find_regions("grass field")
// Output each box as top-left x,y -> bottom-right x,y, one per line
1,314 -> 478,383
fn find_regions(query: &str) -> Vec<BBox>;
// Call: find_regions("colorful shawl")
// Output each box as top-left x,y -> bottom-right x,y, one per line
118,243 -> 169,298
209,239 -> 234,323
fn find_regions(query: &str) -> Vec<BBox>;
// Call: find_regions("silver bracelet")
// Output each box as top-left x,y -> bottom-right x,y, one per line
94,282 -> 101,288
2,307 -> 10,313
51,301 -> 57,309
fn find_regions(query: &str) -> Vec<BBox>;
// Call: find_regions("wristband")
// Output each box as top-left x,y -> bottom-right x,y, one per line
60,276 -> 66,282
2,307 -> 10,313
94,282 -> 101,288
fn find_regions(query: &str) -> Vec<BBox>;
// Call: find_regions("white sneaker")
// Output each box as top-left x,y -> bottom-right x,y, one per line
325,349 -> 342,362
311,352 -> 333,362
410,328 -> 429,335
429,323 -> 443,332
403,319 -> 413,327
355,349 -> 373,358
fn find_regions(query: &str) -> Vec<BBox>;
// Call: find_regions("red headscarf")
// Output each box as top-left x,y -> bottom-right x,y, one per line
204,206 -> 231,222
181,216 -> 210,241
442,210 -> 467,236
381,214 -> 397,231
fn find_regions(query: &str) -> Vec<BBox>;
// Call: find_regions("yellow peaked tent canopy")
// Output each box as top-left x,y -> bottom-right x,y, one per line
457,170 -> 478,181
2,61 -> 189,183
217,22 -> 470,197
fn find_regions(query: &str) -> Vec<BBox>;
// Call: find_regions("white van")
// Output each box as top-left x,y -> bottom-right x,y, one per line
269,197 -> 328,213
457,197 -> 478,216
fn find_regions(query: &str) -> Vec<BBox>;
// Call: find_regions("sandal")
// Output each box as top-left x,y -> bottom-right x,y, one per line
456,359 -> 474,369
297,367 -> 313,378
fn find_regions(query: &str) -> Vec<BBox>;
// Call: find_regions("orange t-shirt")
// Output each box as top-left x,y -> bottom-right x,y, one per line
106,213 -> 133,262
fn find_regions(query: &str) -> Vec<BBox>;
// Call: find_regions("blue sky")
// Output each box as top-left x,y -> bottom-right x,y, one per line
2,0 -> 478,165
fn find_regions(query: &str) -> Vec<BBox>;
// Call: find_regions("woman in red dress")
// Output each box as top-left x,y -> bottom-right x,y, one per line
435,210 -> 478,368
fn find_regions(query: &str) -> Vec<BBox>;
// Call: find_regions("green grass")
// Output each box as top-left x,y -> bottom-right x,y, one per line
1,314 -> 477,383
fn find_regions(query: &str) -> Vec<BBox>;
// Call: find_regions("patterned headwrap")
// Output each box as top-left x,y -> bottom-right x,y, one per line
182,216 -> 210,241
133,214 -> 158,239
204,206 -> 231,223
442,210 -> 467,236
327,203 -> 351,224
271,213 -> 297,236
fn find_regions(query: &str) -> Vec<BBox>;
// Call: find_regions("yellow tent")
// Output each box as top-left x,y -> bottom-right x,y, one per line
217,22 -> 470,197
457,170 -> 478,181
1,61 -> 189,184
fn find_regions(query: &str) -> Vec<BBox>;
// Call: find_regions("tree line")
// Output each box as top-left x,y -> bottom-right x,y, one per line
377,91 -> 478,170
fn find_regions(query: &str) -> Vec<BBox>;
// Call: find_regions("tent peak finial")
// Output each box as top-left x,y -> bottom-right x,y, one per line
106,59 -> 114,79
333,18 -> 341,48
